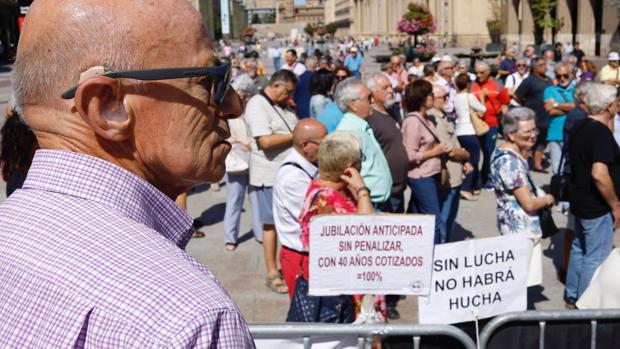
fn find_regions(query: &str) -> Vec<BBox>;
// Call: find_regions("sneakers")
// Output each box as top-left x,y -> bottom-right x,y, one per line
565,301 -> 577,310
460,191 -> 479,201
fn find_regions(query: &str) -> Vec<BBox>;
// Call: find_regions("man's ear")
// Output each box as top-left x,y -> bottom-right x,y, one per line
74,76 -> 132,142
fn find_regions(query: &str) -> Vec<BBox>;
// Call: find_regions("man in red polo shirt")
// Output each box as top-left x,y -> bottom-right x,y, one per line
471,61 -> 510,189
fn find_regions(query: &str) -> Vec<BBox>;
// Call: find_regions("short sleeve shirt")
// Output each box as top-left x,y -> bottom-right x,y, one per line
490,147 -> 542,236
543,82 -> 575,141
569,118 -> 620,218
515,74 -> 552,128
335,113 -> 392,203
245,93 -> 298,186
367,110 -> 409,194
600,65 -> 620,83
344,54 -> 363,72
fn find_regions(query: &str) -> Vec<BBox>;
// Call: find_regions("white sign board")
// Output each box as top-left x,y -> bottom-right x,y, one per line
309,214 -> 435,296
418,234 -> 530,324
220,0 -> 230,35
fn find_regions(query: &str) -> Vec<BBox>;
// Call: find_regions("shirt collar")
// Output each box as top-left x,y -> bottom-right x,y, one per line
289,149 -> 318,178
23,150 -> 194,249
343,112 -> 370,131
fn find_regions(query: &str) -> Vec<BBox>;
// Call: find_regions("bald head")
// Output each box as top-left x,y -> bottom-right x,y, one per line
14,0 -> 212,111
293,119 -> 327,163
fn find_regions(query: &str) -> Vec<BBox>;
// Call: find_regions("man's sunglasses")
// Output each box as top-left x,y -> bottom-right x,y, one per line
61,62 -> 232,105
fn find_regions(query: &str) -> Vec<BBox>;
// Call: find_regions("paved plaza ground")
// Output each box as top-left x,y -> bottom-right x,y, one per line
0,44 -> 603,324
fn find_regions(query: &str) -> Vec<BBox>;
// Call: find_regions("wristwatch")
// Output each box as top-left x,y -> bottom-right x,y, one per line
553,102 -> 559,109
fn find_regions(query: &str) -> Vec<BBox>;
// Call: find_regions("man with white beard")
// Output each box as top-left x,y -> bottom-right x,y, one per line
365,73 -> 409,213
365,72 -> 410,320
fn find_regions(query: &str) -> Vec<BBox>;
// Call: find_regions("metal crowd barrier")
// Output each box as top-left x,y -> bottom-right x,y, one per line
479,309 -> 620,349
249,323 -> 477,349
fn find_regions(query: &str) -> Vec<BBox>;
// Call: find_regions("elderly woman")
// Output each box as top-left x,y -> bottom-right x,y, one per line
402,80 -> 451,244
296,132 -> 385,323
222,75 -> 262,251
489,107 -> 555,285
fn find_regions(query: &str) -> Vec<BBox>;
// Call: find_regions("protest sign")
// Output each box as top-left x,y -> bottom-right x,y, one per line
308,214 -> 435,296
418,234 -> 530,324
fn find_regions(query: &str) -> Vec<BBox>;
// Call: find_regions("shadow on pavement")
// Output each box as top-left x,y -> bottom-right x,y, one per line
194,202 -> 226,227
543,229 -> 566,282
527,285 -> 549,309
450,222 -> 474,242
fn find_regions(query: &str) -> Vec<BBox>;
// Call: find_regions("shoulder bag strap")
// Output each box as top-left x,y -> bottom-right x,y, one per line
282,161 -> 314,179
414,114 -> 441,143
298,188 -> 325,272
261,91 -> 294,133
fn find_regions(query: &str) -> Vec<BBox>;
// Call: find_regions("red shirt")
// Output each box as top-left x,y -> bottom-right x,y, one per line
471,79 -> 510,127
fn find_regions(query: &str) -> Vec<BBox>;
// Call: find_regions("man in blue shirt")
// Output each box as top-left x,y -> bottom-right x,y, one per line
334,78 -> 392,205
544,62 -> 576,175
344,47 -> 363,79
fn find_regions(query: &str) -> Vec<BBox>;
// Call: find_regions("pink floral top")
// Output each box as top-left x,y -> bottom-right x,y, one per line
298,181 -> 386,323
299,182 -> 357,252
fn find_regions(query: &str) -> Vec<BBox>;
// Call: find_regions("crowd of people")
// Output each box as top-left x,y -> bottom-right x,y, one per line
1,0 -> 620,344
211,34 -> 620,321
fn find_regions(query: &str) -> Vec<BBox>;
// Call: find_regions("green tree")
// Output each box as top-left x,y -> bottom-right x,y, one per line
251,13 -> 262,24
325,22 -> 338,35
304,23 -> 316,36
531,0 -> 558,44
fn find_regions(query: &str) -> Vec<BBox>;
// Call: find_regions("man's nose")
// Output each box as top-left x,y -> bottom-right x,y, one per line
217,88 -> 242,119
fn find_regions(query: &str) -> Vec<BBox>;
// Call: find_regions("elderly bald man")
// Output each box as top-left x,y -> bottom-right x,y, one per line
273,119 -> 327,298
1,0 -> 253,347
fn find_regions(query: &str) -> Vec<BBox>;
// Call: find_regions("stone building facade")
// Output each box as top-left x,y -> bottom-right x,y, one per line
503,0 -> 620,56
323,0 -> 619,55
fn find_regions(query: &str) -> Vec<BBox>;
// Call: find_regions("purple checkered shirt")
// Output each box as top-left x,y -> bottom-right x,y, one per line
0,150 -> 254,348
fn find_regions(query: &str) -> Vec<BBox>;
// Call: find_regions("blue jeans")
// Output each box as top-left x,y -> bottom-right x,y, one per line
247,185 -> 269,242
224,173 -> 260,244
407,176 -> 441,244
564,213 -> 614,302
478,126 -> 499,186
273,57 -> 281,72
548,141 -> 564,175
457,135 -> 480,191
439,185 -> 461,244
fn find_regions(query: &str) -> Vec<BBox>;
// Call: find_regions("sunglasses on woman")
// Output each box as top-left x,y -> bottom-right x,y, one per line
61,62 -> 232,105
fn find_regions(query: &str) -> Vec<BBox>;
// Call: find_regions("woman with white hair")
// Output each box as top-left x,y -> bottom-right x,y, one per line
490,107 -> 555,285
490,107 -> 555,235
222,75 -> 261,251
294,132 -> 385,323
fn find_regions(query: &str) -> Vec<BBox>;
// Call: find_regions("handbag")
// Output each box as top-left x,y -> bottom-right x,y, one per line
549,151 -> 570,201
468,94 -> 490,136
286,272 -> 355,323
224,143 -> 249,174
526,170 -> 559,238
414,113 -> 451,189
286,189 -> 355,323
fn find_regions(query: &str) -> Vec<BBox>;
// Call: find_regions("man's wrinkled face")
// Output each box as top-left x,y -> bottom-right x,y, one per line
130,24 -> 241,190
609,60 -> 619,69
433,90 -> 448,109
475,67 -> 490,83
271,81 -> 296,104
350,85 -> 373,119
372,75 -> 395,109
556,66 -> 571,87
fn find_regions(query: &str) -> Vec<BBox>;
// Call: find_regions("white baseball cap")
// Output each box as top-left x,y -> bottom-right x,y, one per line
350,47 -> 358,53
608,52 -> 619,61
440,54 -> 453,62
431,55 -> 441,64
408,66 -> 417,75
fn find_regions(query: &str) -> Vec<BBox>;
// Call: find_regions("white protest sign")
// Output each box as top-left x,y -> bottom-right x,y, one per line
309,214 -> 435,296
418,234 -> 530,324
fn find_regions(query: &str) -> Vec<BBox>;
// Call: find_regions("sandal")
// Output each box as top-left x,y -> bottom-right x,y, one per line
225,243 -> 237,251
192,230 -> 205,238
265,274 -> 288,294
